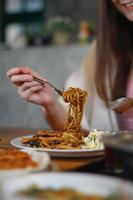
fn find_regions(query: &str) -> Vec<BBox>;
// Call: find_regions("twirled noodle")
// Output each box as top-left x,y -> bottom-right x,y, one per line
22,87 -> 88,149
63,87 -> 87,134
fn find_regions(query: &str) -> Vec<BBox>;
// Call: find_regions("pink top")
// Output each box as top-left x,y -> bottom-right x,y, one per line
120,80 -> 133,130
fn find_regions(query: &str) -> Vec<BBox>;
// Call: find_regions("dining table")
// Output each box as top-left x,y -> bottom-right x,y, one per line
0,127 -> 104,172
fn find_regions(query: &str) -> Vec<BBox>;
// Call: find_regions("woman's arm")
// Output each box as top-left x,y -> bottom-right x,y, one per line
42,100 -> 67,130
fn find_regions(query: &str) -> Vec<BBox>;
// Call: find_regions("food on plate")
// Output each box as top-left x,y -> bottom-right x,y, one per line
0,149 -> 38,169
21,87 -> 109,150
22,129 -> 107,150
18,185 -> 105,200
22,130 -> 85,149
18,185 -> 130,200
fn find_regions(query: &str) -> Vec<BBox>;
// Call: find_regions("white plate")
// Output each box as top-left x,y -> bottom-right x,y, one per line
0,149 -> 50,180
11,135 -> 104,158
2,172 -> 133,200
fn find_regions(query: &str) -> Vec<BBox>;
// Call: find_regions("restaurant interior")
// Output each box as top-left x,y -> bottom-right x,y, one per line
0,0 -> 133,200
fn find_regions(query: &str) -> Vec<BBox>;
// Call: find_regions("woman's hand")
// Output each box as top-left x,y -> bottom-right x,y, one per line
7,66 -> 67,130
7,67 -> 57,107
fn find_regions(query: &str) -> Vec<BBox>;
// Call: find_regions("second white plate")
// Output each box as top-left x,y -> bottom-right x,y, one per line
0,149 -> 50,180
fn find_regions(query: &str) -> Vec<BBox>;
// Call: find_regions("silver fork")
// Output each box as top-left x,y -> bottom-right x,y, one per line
33,76 -> 63,96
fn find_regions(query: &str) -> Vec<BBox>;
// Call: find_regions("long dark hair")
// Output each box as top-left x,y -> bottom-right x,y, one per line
95,0 -> 133,104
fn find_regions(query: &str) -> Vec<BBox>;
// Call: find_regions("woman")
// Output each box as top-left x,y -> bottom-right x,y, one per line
7,0 -> 133,131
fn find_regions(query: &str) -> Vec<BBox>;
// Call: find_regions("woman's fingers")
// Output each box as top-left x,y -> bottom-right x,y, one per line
11,74 -> 33,84
7,67 -> 45,87
7,67 -> 35,87
19,85 -> 43,101
6,67 -> 54,105
7,66 -> 32,77
18,81 -> 43,94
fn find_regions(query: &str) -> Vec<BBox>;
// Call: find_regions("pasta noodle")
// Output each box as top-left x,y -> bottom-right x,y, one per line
63,87 -> 87,134
22,87 -> 88,149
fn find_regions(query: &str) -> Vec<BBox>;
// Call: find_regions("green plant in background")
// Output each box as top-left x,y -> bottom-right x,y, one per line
44,16 -> 75,45
46,16 -> 75,33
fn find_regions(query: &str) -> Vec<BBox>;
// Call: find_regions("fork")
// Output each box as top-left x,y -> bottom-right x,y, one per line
33,76 -> 63,96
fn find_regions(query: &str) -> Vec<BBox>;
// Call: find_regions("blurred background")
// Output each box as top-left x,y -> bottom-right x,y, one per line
0,0 -> 98,129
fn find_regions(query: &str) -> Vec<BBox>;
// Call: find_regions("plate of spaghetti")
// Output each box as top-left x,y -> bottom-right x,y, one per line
11,87 -> 111,157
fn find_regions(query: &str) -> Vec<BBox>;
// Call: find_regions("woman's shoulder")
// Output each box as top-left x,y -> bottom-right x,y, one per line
80,40 -> 97,89
81,40 -> 97,70
64,40 -> 97,91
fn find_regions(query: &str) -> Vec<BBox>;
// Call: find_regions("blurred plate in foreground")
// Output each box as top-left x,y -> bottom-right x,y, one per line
2,172 -> 133,200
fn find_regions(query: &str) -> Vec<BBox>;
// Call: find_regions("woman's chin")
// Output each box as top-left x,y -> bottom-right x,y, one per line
126,14 -> 133,21
124,9 -> 133,21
